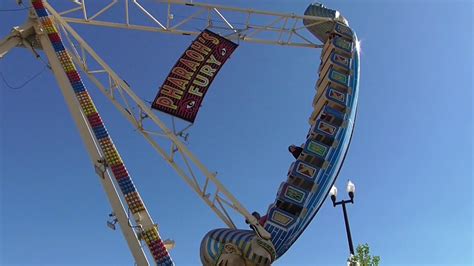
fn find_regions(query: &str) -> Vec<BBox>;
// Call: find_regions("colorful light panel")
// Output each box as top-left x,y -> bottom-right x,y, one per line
31,1 -> 173,264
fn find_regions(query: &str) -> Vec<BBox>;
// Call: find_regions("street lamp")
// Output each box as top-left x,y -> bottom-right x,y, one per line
330,180 -> 356,256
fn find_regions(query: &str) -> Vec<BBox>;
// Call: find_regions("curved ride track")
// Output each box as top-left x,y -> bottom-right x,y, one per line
200,3 -> 360,265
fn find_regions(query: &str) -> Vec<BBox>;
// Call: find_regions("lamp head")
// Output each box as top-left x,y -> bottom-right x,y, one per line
347,180 -> 355,200
330,186 -> 337,204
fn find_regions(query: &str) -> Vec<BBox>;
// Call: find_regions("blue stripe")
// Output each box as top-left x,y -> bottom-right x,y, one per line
35,8 -> 48,17
94,128 -> 109,140
52,42 -> 65,52
92,125 -> 106,137
118,178 -> 136,194
72,83 -> 86,93
234,231 -> 246,248
205,232 -> 215,260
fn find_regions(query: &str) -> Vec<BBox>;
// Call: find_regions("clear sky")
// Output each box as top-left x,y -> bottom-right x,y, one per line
1,0 -> 472,265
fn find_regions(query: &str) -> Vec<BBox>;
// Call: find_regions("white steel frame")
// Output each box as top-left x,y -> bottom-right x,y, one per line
45,1 -> 269,237
1,1 -> 330,265
57,0 -> 329,48
40,32 -> 152,265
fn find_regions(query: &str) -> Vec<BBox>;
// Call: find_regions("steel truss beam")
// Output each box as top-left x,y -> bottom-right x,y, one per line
29,19 -> 151,266
0,18 -> 40,58
43,2 -> 274,239
52,0 -> 326,48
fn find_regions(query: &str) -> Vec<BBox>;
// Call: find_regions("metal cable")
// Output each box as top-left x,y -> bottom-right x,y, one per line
0,65 -> 49,90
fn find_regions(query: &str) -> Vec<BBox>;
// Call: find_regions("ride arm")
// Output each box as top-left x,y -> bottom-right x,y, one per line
44,2 -> 271,239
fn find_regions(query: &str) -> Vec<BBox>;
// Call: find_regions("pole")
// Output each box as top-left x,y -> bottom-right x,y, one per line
341,201 -> 355,255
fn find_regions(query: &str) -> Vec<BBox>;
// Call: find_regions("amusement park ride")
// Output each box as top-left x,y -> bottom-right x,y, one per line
0,1 -> 360,265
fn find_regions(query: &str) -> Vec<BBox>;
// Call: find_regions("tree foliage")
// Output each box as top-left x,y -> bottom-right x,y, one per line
349,243 -> 380,266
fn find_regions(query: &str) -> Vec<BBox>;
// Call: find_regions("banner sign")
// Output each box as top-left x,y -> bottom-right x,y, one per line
152,30 -> 238,122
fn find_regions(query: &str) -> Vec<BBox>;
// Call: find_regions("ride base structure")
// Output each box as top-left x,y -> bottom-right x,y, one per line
1,1 -> 360,265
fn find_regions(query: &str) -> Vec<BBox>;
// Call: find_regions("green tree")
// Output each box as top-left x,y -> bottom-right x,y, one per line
349,243 -> 380,266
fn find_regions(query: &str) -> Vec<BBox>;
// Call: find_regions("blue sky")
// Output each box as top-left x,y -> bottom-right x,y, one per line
1,0 -> 472,265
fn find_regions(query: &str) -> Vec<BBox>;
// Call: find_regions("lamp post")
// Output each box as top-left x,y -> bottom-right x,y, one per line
330,180 -> 356,256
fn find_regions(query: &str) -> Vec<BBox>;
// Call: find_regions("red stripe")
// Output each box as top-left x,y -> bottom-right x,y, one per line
66,71 -> 81,82
111,164 -> 129,180
87,113 -> 103,127
48,33 -> 61,43
32,1 -> 44,9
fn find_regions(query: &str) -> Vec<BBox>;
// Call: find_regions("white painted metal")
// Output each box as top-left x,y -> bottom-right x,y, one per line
0,20 -> 38,58
31,19 -> 150,266
133,0 -> 167,29
52,0 -> 327,48
0,34 -> 21,58
44,1 -> 284,239
88,0 -> 117,21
